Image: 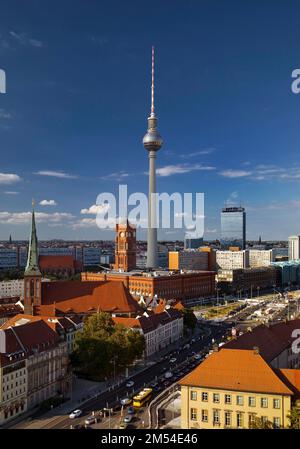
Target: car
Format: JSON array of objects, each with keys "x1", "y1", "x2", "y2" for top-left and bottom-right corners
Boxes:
[
  {"x1": 127, "y1": 406, "x2": 135, "y2": 414},
  {"x1": 120, "y1": 397, "x2": 132, "y2": 406},
  {"x1": 70, "y1": 424, "x2": 84, "y2": 429},
  {"x1": 119, "y1": 422, "x2": 128, "y2": 429},
  {"x1": 169, "y1": 357, "x2": 177, "y2": 363},
  {"x1": 165, "y1": 371, "x2": 173, "y2": 379},
  {"x1": 69, "y1": 409, "x2": 82, "y2": 419},
  {"x1": 126, "y1": 380, "x2": 134, "y2": 388},
  {"x1": 194, "y1": 354, "x2": 202, "y2": 360},
  {"x1": 85, "y1": 415, "x2": 97, "y2": 425},
  {"x1": 150, "y1": 381, "x2": 158, "y2": 388},
  {"x1": 124, "y1": 414, "x2": 133, "y2": 423}
]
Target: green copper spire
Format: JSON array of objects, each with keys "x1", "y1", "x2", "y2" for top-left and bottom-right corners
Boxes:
[{"x1": 25, "y1": 200, "x2": 41, "y2": 276}]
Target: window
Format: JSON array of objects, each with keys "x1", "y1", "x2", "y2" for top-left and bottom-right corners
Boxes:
[
  {"x1": 190, "y1": 408, "x2": 197, "y2": 421},
  {"x1": 236, "y1": 395, "x2": 243, "y2": 406},
  {"x1": 261, "y1": 397, "x2": 268, "y2": 408},
  {"x1": 273, "y1": 399, "x2": 280, "y2": 409},
  {"x1": 236, "y1": 413, "x2": 243, "y2": 428},
  {"x1": 273, "y1": 417, "x2": 281, "y2": 429},
  {"x1": 225, "y1": 394, "x2": 231, "y2": 404},
  {"x1": 248, "y1": 414, "x2": 256, "y2": 428},
  {"x1": 225, "y1": 411, "x2": 231, "y2": 427},
  {"x1": 190, "y1": 391, "x2": 197, "y2": 401},
  {"x1": 202, "y1": 392, "x2": 208, "y2": 402},
  {"x1": 248, "y1": 397, "x2": 256, "y2": 407},
  {"x1": 213, "y1": 410, "x2": 220, "y2": 425},
  {"x1": 213, "y1": 393, "x2": 220, "y2": 403},
  {"x1": 201, "y1": 410, "x2": 208, "y2": 422}
]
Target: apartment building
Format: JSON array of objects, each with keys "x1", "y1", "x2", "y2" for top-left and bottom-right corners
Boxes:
[
  {"x1": 180, "y1": 348, "x2": 300, "y2": 429},
  {"x1": 0, "y1": 320, "x2": 71, "y2": 424},
  {"x1": 113, "y1": 306, "x2": 184, "y2": 357},
  {"x1": 249, "y1": 249, "x2": 276, "y2": 268},
  {"x1": 216, "y1": 250, "x2": 249, "y2": 270},
  {"x1": 169, "y1": 250, "x2": 209, "y2": 271},
  {"x1": 0, "y1": 280, "x2": 24, "y2": 299}
]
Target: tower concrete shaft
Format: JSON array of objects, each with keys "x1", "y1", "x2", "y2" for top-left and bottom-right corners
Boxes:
[{"x1": 147, "y1": 150, "x2": 158, "y2": 268}]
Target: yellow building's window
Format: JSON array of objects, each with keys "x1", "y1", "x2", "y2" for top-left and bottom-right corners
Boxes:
[
  {"x1": 261, "y1": 397, "x2": 268, "y2": 408},
  {"x1": 213, "y1": 393, "x2": 220, "y2": 403},
  {"x1": 236, "y1": 395, "x2": 243, "y2": 406},
  {"x1": 201, "y1": 410, "x2": 208, "y2": 422},
  {"x1": 201, "y1": 392, "x2": 208, "y2": 402},
  {"x1": 248, "y1": 414, "x2": 256, "y2": 428},
  {"x1": 225, "y1": 411, "x2": 231, "y2": 427},
  {"x1": 273, "y1": 399, "x2": 280, "y2": 409},
  {"x1": 236, "y1": 412, "x2": 243, "y2": 428},
  {"x1": 273, "y1": 417, "x2": 281, "y2": 429},
  {"x1": 213, "y1": 410, "x2": 220, "y2": 426},
  {"x1": 248, "y1": 396, "x2": 256, "y2": 407},
  {"x1": 190, "y1": 408, "x2": 197, "y2": 421},
  {"x1": 190, "y1": 391, "x2": 197, "y2": 401},
  {"x1": 224, "y1": 394, "x2": 232, "y2": 404}
]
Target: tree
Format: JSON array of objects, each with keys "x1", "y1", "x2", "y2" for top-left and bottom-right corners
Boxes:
[
  {"x1": 287, "y1": 406, "x2": 300, "y2": 429},
  {"x1": 182, "y1": 308, "x2": 197, "y2": 331},
  {"x1": 71, "y1": 312, "x2": 145, "y2": 381},
  {"x1": 249, "y1": 417, "x2": 273, "y2": 429}
]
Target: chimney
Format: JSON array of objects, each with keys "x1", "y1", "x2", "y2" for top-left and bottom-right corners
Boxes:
[{"x1": 253, "y1": 346, "x2": 260, "y2": 355}]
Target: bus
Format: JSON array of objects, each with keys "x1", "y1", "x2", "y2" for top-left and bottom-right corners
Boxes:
[{"x1": 132, "y1": 388, "x2": 153, "y2": 408}]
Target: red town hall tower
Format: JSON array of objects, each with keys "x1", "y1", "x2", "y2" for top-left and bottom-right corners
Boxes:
[
  {"x1": 23, "y1": 202, "x2": 42, "y2": 315},
  {"x1": 113, "y1": 220, "x2": 136, "y2": 272}
]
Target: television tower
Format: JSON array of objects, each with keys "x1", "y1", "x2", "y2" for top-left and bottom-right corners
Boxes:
[{"x1": 143, "y1": 47, "x2": 163, "y2": 269}]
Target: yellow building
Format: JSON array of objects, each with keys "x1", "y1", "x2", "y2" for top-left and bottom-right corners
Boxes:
[{"x1": 179, "y1": 348, "x2": 300, "y2": 429}]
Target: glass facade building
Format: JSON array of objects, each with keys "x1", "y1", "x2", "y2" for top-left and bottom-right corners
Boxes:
[{"x1": 220, "y1": 207, "x2": 246, "y2": 250}]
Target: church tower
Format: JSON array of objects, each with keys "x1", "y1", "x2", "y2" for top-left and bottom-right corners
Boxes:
[
  {"x1": 24, "y1": 201, "x2": 42, "y2": 315},
  {"x1": 113, "y1": 220, "x2": 136, "y2": 272}
]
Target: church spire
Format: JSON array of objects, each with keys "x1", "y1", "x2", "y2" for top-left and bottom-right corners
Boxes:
[{"x1": 25, "y1": 200, "x2": 41, "y2": 276}]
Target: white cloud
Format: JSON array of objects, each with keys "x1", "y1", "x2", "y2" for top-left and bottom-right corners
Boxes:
[
  {"x1": 219, "y1": 169, "x2": 252, "y2": 178},
  {"x1": 156, "y1": 163, "x2": 215, "y2": 177},
  {"x1": 34, "y1": 170, "x2": 77, "y2": 179},
  {"x1": 39, "y1": 200, "x2": 57, "y2": 206},
  {"x1": 100, "y1": 171, "x2": 130, "y2": 181},
  {"x1": 0, "y1": 211, "x2": 74, "y2": 225},
  {"x1": 0, "y1": 109, "x2": 12, "y2": 119},
  {"x1": 9, "y1": 31, "x2": 44, "y2": 48},
  {"x1": 71, "y1": 218, "x2": 97, "y2": 229},
  {"x1": 0, "y1": 173, "x2": 21, "y2": 184},
  {"x1": 180, "y1": 148, "x2": 215, "y2": 158},
  {"x1": 80, "y1": 203, "x2": 110, "y2": 215},
  {"x1": 4, "y1": 191, "x2": 19, "y2": 195}
]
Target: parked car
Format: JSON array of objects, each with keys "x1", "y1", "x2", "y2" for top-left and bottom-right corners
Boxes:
[
  {"x1": 120, "y1": 397, "x2": 132, "y2": 406},
  {"x1": 169, "y1": 357, "x2": 177, "y2": 363},
  {"x1": 126, "y1": 380, "x2": 134, "y2": 388},
  {"x1": 124, "y1": 414, "x2": 133, "y2": 423},
  {"x1": 127, "y1": 406, "x2": 135, "y2": 414},
  {"x1": 119, "y1": 422, "x2": 128, "y2": 429},
  {"x1": 165, "y1": 371, "x2": 173, "y2": 379},
  {"x1": 194, "y1": 354, "x2": 202, "y2": 360},
  {"x1": 69, "y1": 409, "x2": 82, "y2": 419},
  {"x1": 150, "y1": 381, "x2": 158, "y2": 388}
]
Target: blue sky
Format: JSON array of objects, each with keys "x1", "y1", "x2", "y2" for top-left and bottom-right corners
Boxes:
[{"x1": 0, "y1": 0, "x2": 300, "y2": 241}]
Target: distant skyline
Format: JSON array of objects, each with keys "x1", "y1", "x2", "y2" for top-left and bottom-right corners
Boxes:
[{"x1": 1, "y1": 0, "x2": 300, "y2": 241}]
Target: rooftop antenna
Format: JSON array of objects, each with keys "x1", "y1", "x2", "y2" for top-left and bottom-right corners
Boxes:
[{"x1": 150, "y1": 45, "x2": 155, "y2": 117}]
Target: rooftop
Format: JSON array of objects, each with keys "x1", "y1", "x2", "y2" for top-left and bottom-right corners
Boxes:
[{"x1": 179, "y1": 348, "x2": 296, "y2": 396}]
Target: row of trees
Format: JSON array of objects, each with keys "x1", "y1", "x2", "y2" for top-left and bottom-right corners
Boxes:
[{"x1": 71, "y1": 312, "x2": 145, "y2": 381}]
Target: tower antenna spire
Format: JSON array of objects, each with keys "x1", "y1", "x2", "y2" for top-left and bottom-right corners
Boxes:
[{"x1": 151, "y1": 46, "x2": 155, "y2": 117}]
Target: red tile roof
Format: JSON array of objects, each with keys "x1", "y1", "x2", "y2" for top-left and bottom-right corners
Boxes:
[
  {"x1": 37, "y1": 280, "x2": 143, "y2": 316},
  {"x1": 0, "y1": 320, "x2": 60, "y2": 366},
  {"x1": 224, "y1": 319, "x2": 300, "y2": 362},
  {"x1": 112, "y1": 317, "x2": 141, "y2": 329},
  {"x1": 179, "y1": 348, "x2": 294, "y2": 396}
]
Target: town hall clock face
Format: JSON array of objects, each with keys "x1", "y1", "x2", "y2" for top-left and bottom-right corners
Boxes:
[{"x1": 120, "y1": 232, "x2": 125, "y2": 238}]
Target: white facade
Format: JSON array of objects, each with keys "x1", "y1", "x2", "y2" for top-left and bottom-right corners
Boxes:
[
  {"x1": 142, "y1": 313, "x2": 184, "y2": 357},
  {"x1": 249, "y1": 249, "x2": 275, "y2": 268},
  {"x1": 216, "y1": 250, "x2": 249, "y2": 270},
  {"x1": 0, "y1": 280, "x2": 24, "y2": 299},
  {"x1": 288, "y1": 235, "x2": 300, "y2": 260}
]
